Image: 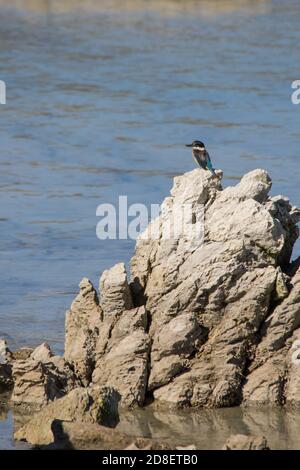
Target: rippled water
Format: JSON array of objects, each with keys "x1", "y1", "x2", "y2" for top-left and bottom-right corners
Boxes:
[{"x1": 0, "y1": 0, "x2": 300, "y2": 450}]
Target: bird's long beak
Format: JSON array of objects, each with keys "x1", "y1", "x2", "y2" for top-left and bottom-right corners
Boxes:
[{"x1": 185, "y1": 144, "x2": 193, "y2": 147}]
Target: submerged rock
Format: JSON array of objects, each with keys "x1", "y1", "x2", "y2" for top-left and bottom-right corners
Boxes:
[
  {"x1": 223, "y1": 434, "x2": 270, "y2": 450},
  {"x1": 52, "y1": 421, "x2": 174, "y2": 450},
  {"x1": 14, "y1": 386, "x2": 120, "y2": 446}
]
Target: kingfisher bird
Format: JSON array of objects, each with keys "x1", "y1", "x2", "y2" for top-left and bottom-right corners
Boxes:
[{"x1": 186, "y1": 140, "x2": 216, "y2": 176}]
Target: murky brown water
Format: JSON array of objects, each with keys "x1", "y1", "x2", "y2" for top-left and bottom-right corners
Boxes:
[
  {"x1": 117, "y1": 406, "x2": 300, "y2": 450},
  {"x1": 2, "y1": 395, "x2": 300, "y2": 450}
]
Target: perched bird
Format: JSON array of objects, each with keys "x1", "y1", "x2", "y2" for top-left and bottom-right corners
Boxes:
[{"x1": 186, "y1": 140, "x2": 216, "y2": 176}]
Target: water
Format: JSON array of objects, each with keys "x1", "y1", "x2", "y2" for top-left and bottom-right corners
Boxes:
[
  {"x1": 0, "y1": 0, "x2": 300, "y2": 450},
  {"x1": 117, "y1": 406, "x2": 300, "y2": 450},
  {"x1": 0, "y1": 403, "x2": 29, "y2": 450},
  {"x1": 3, "y1": 399, "x2": 300, "y2": 450}
]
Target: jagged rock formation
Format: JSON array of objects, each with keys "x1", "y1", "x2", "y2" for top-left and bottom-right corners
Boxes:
[
  {"x1": 91, "y1": 305, "x2": 150, "y2": 407},
  {"x1": 130, "y1": 168, "x2": 300, "y2": 407},
  {"x1": 64, "y1": 268, "x2": 150, "y2": 407},
  {"x1": 2, "y1": 168, "x2": 300, "y2": 434},
  {"x1": 242, "y1": 265, "x2": 300, "y2": 407},
  {"x1": 64, "y1": 278, "x2": 102, "y2": 385},
  {"x1": 11, "y1": 343, "x2": 80, "y2": 410}
]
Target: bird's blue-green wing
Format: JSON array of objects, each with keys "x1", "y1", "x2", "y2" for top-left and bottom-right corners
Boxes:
[
  {"x1": 205, "y1": 152, "x2": 213, "y2": 170},
  {"x1": 205, "y1": 152, "x2": 216, "y2": 175}
]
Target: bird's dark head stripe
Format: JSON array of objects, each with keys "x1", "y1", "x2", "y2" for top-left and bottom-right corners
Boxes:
[
  {"x1": 192, "y1": 140, "x2": 205, "y2": 148},
  {"x1": 186, "y1": 140, "x2": 206, "y2": 150}
]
